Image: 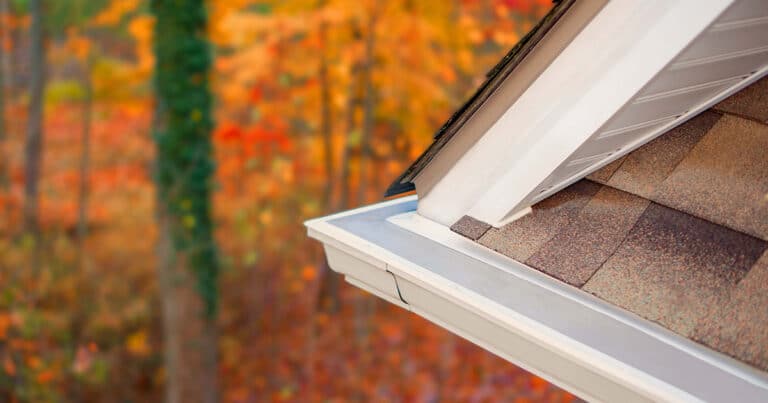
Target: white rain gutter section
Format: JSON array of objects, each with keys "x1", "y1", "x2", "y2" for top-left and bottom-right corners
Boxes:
[
  {"x1": 305, "y1": 197, "x2": 768, "y2": 403},
  {"x1": 415, "y1": 0, "x2": 743, "y2": 227}
]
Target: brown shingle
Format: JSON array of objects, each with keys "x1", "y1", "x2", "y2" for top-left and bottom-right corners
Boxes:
[
  {"x1": 607, "y1": 111, "x2": 721, "y2": 198},
  {"x1": 714, "y1": 76, "x2": 768, "y2": 123},
  {"x1": 583, "y1": 204, "x2": 766, "y2": 336},
  {"x1": 525, "y1": 186, "x2": 649, "y2": 287},
  {"x1": 461, "y1": 69, "x2": 768, "y2": 372},
  {"x1": 451, "y1": 215, "x2": 491, "y2": 240},
  {"x1": 653, "y1": 114, "x2": 768, "y2": 240},
  {"x1": 478, "y1": 180, "x2": 600, "y2": 261},
  {"x1": 692, "y1": 251, "x2": 768, "y2": 372},
  {"x1": 586, "y1": 156, "x2": 626, "y2": 184}
]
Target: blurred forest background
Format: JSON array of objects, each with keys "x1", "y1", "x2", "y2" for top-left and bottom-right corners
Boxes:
[{"x1": 0, "y1": 0, "x2": 578, "y2": 401}]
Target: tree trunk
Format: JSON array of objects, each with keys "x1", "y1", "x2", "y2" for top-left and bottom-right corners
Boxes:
[
  {"x1": 76, "y1": 58, "x2": 92, "y2": 269},
  {"x1": 0, "y1": 0, "x2": 10, "y2": 92},
  {"x1": 338, "y1": 22, "x2": 360, "y2": 212},
  {"x1": 151, "y1": 1, "x2": 219, "y2": 402},
  {"x1": 317, "y1": 22, "x2": 361, "y2": 312},
  {"x1": 353, "y1": 11, "x2": 378, "y2": 401},
  {"x1": 318, "y1": 2, "x2": 334, "y2": 210},
  {"x1": 357, "y1": 10, "x2": 377, "y2": 205},
  {"x1": 156, "y1": 206, "x2": 219, "y2": 403},
  {"x1": 24, "y1": 0, "x2": 45, "y2": 236},
  {"x1": 0, "y1": 0, "x2": 7, "y2": 189}
]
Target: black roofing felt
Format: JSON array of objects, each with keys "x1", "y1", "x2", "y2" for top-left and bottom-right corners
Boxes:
[{"x1": 384, "y1": 0, "x2": 573, "y2": 197}]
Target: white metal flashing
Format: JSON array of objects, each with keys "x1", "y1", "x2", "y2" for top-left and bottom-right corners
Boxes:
[
  {"x1": 305, "y1": 197, "x2": 768, "y2": 402},
  {"x1": 414, "y1": 0, "x2": 768, "y2": 227}
]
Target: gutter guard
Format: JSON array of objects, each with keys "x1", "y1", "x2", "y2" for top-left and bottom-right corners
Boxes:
[{"x1": 305, "y1": 197, "x2": 768, "y2": 402}]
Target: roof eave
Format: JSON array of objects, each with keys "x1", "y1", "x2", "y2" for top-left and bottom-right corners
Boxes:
[{"x1": 305, "y1": 197, "x2": 768, "y2": 402}]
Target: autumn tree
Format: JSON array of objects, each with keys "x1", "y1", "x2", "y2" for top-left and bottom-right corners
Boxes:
[
  {"x1": 151, "y1": 1, "x2": 219, "y2": 402},
  {"x1": 66, "y1": 27, "x2": 94, "y2": 269},
  {"x1": 24, "y1": 0, "x2": 45, "y2": 236},
  {"x1": 0, "y1": 0, "x2": 7, "y2": 189}
]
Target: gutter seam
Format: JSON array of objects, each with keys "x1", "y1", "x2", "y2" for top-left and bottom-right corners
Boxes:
[{"x1": 386, "y1": 267, "x2": 409, "y2": 305}]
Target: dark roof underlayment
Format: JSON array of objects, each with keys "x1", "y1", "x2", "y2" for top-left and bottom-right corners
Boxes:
[
  {"x1": 384, "y1": 0, "x2": 572, "y2": 197},
  {"x1": 451, "y1": 77, "x2": 768, "y2": 373}
]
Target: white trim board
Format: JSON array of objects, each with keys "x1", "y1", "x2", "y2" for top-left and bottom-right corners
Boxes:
[
  {"x1": 305, "y1": 197, "x2": 768, "y2": 402},
  {"x1": 413, "y1": 0, "x2": 768, "y2": 227}
]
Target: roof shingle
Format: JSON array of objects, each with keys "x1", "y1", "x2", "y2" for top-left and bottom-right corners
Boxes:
[
  {"x1": 652, "y1": 114, "x2": 768, "y2": 240},
  {"x1": 713, "y1": 76, "x2": 768, "y2": 123},
  {"x1": 476, "y1": 180, "x2": 600, "y2": 261},
  {"x1": 525, "y1": 186, "x2": 648, "y2": 287},
  {"x1": 455, "y1": 77, "x2": 768, "y2": 372},
  {"x1": 450, "y1": 216, "x2": 491, "y2": 241},
  {"x1": 692, "y1": 251, "x2": 768, "y2": 371},
  {"x1": 582, "y1": 203, "x2": 765, "y2": 336},
  {"x1": 606, "y1": 111, "x2": 721, "y2": 199}
]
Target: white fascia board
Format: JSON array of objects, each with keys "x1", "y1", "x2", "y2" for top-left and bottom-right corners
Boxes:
[
  {"x1": 305, "y1": 197, "x2": 768, "y2": 402},
  {"x1": 415, "y1": 0, "x2": 735, "y2": 227}
]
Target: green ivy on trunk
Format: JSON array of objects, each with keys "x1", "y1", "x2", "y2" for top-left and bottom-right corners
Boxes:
[{"x1": 151, "y1": 0, "x2": 218, "y2": 317}]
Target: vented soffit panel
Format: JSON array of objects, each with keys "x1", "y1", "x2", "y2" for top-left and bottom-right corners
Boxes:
[
  {"x1": 513, "y1": 0, "x2": 768, "y2": 213},
  {"x1": 408, "y1": 0, "x2": 767, "y2": 227}
]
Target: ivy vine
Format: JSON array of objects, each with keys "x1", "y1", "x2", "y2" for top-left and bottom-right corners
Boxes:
[{"x1": 151, "y1": 0, "x2": 218, "y2": 317}]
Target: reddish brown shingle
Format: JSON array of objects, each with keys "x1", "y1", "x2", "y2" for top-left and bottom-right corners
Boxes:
[
  {"x1": 458, "y1": 77, "x2": 768, "y2": 373},
  {"x1": 450, "y1": 215, "x2": 491, "y2": 240},
  {"x1": 582, "y1": 203, "x2": 765, "y2": 336},
  {"x1": 525, "y1": 186, "x2": 648, "y2": 287},
  {"x1": 478, "y1": 180, "x2": 600, "y2": 261},
  {"x1": 653, "y1": 114, "x2": 768, "y2": 240},
  {"x1": 586, "y1": 155, "x2": 626, "y2": 184},
  {"x1": 692, "y1": 251, "x2": 768, "y2": 371},
  {"x1": 714, "y1": 76, "x2": 768, "y2": 123},
  {"x1": 607, "y1": 111, "x2": 721, "y2": 199}
]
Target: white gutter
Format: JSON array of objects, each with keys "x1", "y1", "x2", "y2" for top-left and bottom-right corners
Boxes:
[{"x1": 305, "y1": 197, "x2": 768, "y2": 402}]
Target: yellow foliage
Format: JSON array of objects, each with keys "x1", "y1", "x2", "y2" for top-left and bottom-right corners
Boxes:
[
  {"x1": 92, "y1": 0, "x2": 141, "y2": 26},
  {"x1": 26, "y1": 356, "x2": 42, "y2": 369},
  {"x1": 65, "y1": 28, "x2": 92, "y2": 62},
  {"x1": 46, "y1": 80, "x2": 86, "y2": 104},
  {"x1": 128, "y1": 15, "x2": 155, "y2": 77},
  {"x1": 258, "y1": 210, "x2": 273, "y2": 226},
  {"x1": 125, "y1": 330, "x2": 150, "y2": 357}
]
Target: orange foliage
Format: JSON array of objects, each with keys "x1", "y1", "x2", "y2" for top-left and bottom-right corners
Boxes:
[
  {"x1": 92, "y1": 0, "x2": 141, "y2": 26},
  {"x1": 0, "y1": 0, "x2": 572, "y2": 401}
]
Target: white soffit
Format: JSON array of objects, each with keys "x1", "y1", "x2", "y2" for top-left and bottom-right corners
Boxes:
[
  {"x1": 514, "y1": 0, "x2": 768, "y2": 211},
  {"x1": 415, "y1": 0, "x2": 768, "y2": 227}
]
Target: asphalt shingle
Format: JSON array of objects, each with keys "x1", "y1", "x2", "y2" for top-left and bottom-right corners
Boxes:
[
  {"x1": 692, "y1": 251, "x2": 768, "y2": 372},
  {"x1": 457, "y1": 70, "x2": 768, "y2": 373},
  {"x1": 653, "y1": 114, "x2": 768, "y2": 240},
  {"x1": 586, "y1": 156, "x2": 626, "y2": 184},
  {"x1": 525, "y1": 186, "x2": 649, "y2": 287},
  {"x1": 478, "y1": 180, "x2": 600, "y2": 261},
  {"x1": 714, "y1": 76, "x2": 768, "y2": 123},
  {"x1": 607, "y1": 111, "x2": 721, "y2": 199},
  {"x1": 450, "y1": 215, "x2": 491, "y2": 240},
  {"x1": 583, "y1": 203, "x2": 766, "y2": 336}
]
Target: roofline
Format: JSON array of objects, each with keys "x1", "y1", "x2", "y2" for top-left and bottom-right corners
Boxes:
[
  {"x1": 402, "y1": 0, "x2": 762, "y2": 227},
  {"x1": 305, "y1": 197, "x2": 768, "y2": 402},
  {"x1": 384, "y1": 0, "x2": 577, "y2": 197}
]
